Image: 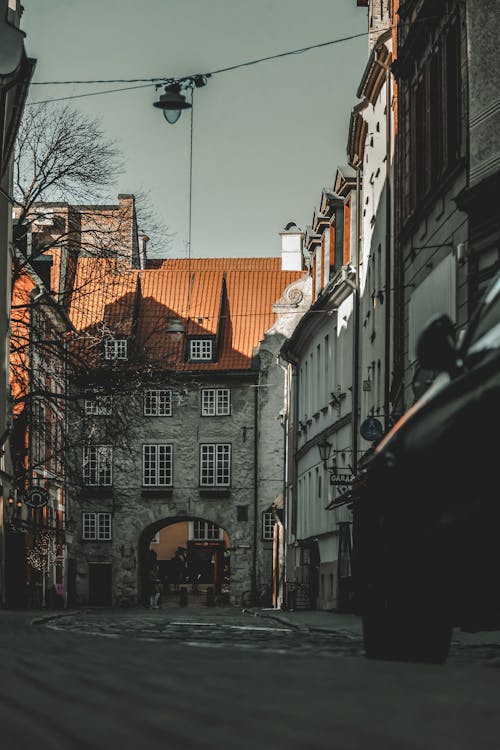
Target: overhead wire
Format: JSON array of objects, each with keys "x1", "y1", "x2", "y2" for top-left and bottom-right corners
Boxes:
[
  {"x1": 27, "y1": 83, "x2": 158, "y2": 106},
  {"x1": 27, "y1": 31, "x2": 367, "y2": 105}
]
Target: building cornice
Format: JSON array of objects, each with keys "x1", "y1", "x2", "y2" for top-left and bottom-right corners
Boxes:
[
  {"x1": 280, "y1": 265, "x2": 355, "y2": 361},
  {"x1": 356, "y1": 29, "x2": 392, "y2": 104},
  {"x1": 347, "y1": 102, "x2": 368, "y2": 169}
]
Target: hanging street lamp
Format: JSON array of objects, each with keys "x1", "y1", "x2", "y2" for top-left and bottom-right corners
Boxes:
[
  {"x1": 153, "y1": 82, "x2": 192, "y2": 124},
  {"x1": 152, "y1": 75, "x2": 209, "y2": 259}
]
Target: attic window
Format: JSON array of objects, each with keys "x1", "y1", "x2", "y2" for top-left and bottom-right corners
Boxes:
[
  {"x1": 189, "y1": 339, "x2": 213, "y2": 361},
  {"x1": 104, "y1": 338, "x2": 128, "y2": 360}
]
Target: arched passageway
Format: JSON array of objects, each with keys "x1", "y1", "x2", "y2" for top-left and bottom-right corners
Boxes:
[{"x1": 138, "y1": 516, "x2": 231, "y2": 604}]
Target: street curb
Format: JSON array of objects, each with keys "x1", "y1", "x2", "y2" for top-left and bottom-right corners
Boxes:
[
  {"x1": 242, "y1": 608, "x2": 364, "y2": 637},
  {"x1": 241, "y1": 608, "x2": 311, "y2": 632},
  {"x1": 31, "y1": 609, "x2": 87, "y2": 627}
]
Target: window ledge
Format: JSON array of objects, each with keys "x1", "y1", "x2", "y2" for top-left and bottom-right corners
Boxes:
[
  {"x1": 82, "y1": 539, "x2": 113, "y2": 543},
  {"x1": 79, "y1": 486, "x2": 113, "y2": 498},
  {"x1": 199, "y1": 488, "x2": 231, "y2": 498},
  {"x1": 141, "y1": 488, "x2": 173, "y2": 499}
]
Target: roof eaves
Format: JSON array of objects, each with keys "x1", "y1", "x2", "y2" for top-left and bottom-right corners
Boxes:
[{"x1": 356, "y1": 30, "x2": 392, "y2": 102}]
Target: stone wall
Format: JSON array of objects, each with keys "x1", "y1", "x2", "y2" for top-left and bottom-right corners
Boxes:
[{"x1": 69, "y1": 374, "x2": 260, "y2": 606}]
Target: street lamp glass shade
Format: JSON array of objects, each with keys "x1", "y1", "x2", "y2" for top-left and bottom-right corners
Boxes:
[
  {"x1": 153, "y1": 83, "x2": 192, "y2": 125},
  {"x1": 317, "y1": 438, "x2": 332, "y2": 464},
  {"x1": 163, "y1": 108, "x2": 182, "y2": 125}
]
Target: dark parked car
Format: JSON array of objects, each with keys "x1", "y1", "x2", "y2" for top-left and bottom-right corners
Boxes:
[{"x1": 352, "y1": 271, "x2": 500, "y2": 662}]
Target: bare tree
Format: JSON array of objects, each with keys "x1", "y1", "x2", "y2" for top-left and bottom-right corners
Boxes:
[
  {"x1": 14, "y1": 103, "x2": 122, "y2": 214},
  {"x1": 9, "y1": 103, "x2": 165, "y2": 498},
  {"x1": 134, "y1": 187, "x2": 175, "y2": 259},
  {"x1": 13, "y1": 103, "x2": 172, "y2": 268}
]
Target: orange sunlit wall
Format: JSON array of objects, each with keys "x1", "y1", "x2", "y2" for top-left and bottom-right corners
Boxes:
[
  {"x1": 10, "y1": 271, "x2": 35, "y2": 417},
  {"x1": 343, "y1": 200, "x2": 351, "y2": 264},
  {"x1": 391, "y1": 0, "x2": 399, "y2": 135},
  {"x1": 329, "y1": 225, "x2": 335, "y2": 271},
  {"x1": 150, "y1": 522, "x2": 190, "y2": 560},
  {"x1": 150, "y1": 522, "x2": 231, "y2": 561}
]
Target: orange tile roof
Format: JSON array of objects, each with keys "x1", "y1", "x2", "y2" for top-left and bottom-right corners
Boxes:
[
  {"x1": 69, "y1": 259, "x2": 138, "y2": 336},
  {"x1": 67, "y1": 257, "x2": 305, "y2": 372},
  {"x1": 146, "y1": 257, "x2": 283, "y2": 271}
]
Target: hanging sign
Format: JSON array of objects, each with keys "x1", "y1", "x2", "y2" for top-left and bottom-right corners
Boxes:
[
  {"x1": 360, "y1": 417, "x2": 383, "y2": 442},
  {"x1": 329, "y1": 473, "x2": 355, "y2": 487},
  {"x1": 24, "y1": 487, "x2": 49, "y2": 509}
]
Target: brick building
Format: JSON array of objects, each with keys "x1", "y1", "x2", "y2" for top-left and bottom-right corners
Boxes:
[
  {"x1": 0, "y1": 0, "x2": 35, "y2": 606},
  {"x1": 9, "y1": 251, "x2": 72, "y2": 607}
]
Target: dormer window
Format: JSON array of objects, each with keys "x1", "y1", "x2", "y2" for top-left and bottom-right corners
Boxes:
[
  {"x1": 104, "y1": 338, "x2": 128, "y2": 360},
  {"x1": 189, "y1": 338, "x2": 213, "y2": 361}
]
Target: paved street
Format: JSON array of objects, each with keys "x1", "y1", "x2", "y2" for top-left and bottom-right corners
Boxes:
[{"x1": 1, "y1": 604, "x2": 500, "y2": 750}]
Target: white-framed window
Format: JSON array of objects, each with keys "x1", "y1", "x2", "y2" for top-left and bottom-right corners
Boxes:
[
  {"x1": 144, "y1": 389, "x2": 172, "y2": 416},
  {"x1": 191, "y1": 520, "x2": 223, "y2": 541},
  {"x1": 83, "y1": 445, "x2": 112, "y2": 486},
  {"x1": 189, "y1": 339, "x2": 213, "y2": 361},
  {"x1": 201, "y1": 388, "x2": 230, "y2": 416},
  {"x1": 84, "y1": 395, "x2": 113, "y2": 416},
  {"x1": 104, "y1": 338, "x2": 128, "y2": 360},
  {"x1": 143, "y1": 444, "x2": 173, "y2": 486},
  {"x1": 82, "y1": 512, "x2": 112, "y2": 541},
  {"x1": 263, "y1": 511, "x2": 276, "y2": 541},
  {"x1": 200, "y1": 444, "x2": 231, "y2": 486}
]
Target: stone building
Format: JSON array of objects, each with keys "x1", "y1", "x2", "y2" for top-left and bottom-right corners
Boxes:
[
  {"x1": 456, "y1": 0, "x2": 500, "y2": 309},
  {"x1": 0, "y1": 0, "x2": 35, "y2": 606},
  {"x1": 348, "y1": 6, "x2": 397, "y2": 443},
  {"x1": 280, "y1": 203, "x2": 356, "y2": 612},
  {"x1": 392, "y1": 0, "x2": 469, "y2": 410},
  {"x1": 62, "y1": 249, "x2": 306, "y2": 607},
  {"x1": 9, "y1": 247, "x2": 73, "y2": 608}
]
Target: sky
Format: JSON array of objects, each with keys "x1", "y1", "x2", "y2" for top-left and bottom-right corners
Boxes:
[{"x1": 22, "y1": 1, "x2": 369, "y2": 259}]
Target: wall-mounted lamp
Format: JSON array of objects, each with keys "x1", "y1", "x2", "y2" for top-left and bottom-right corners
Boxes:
[
  {"x1": 317, "y1": 438, "x2": 332, "y2": 466},
  {"x1": 8, "y1": 494, "x2": 22, "y2": 516},
  {"x1": 318, "y1": 439, "x2": 338, "y2": 473},
  {"x1": 317, "y1": 439, "x2": 353, "y2": 486},
  {"x1": 166, "y1": 318, "x2": 185, "y2": 335}
]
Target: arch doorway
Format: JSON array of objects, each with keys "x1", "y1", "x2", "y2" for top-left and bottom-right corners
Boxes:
[{"x1": 138, "y1": 517, "x2": 231, "y2": 604}]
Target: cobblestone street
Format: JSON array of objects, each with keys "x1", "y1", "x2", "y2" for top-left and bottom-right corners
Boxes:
[
  {"x1": 39, "y1": 606, "x2": 363, "y2": 658},
  {"x1": 36, "y1": 601, "x2": 500, "y2": 667},
  {"x1": 0, "y1": 605, "x2": 499, "y2": 750}
]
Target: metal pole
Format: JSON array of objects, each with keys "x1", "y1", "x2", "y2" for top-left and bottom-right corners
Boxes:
[
  {"x1": 384, "y1": 65, "x2": 392, "y2": 433},
  {"x1": 251, "y1": 380, "x2": 259, "y2": 604},
  {"x1": 187, "y1": 87, "x2": 194, "y2": 260},
  {"x1": 352, "y1": 166, "x2": 362, "y2": 477}
]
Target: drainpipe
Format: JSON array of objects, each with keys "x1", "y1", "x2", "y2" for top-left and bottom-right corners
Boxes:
[
  {"x1": 384, "y1": 64, "x2": 392, "y2": 433},
  {"x1": 279, "y1": 347, "x2": 299, "y2": 610},
  {"x1": 251, "y1": 376, "x2": 258, "y2": 604},
  {"x1": 352, "y1": 166, "x2": 362, "y2": 476},
  {"x1": 277, "y1": 358, "x2": 289, "y2": 609}
]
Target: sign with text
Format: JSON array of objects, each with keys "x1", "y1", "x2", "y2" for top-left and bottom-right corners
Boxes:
[{"x1": 329, "y1": 474, "x2": 355, "y2": 487}]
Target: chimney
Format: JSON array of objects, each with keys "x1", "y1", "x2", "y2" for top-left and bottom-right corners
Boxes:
[
  {"x1": 138, "y1": 233, "x2": 149, "y2": 269},
  {"x1": 280, "y1": 222, "x2": 305, "y2": 271}
]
